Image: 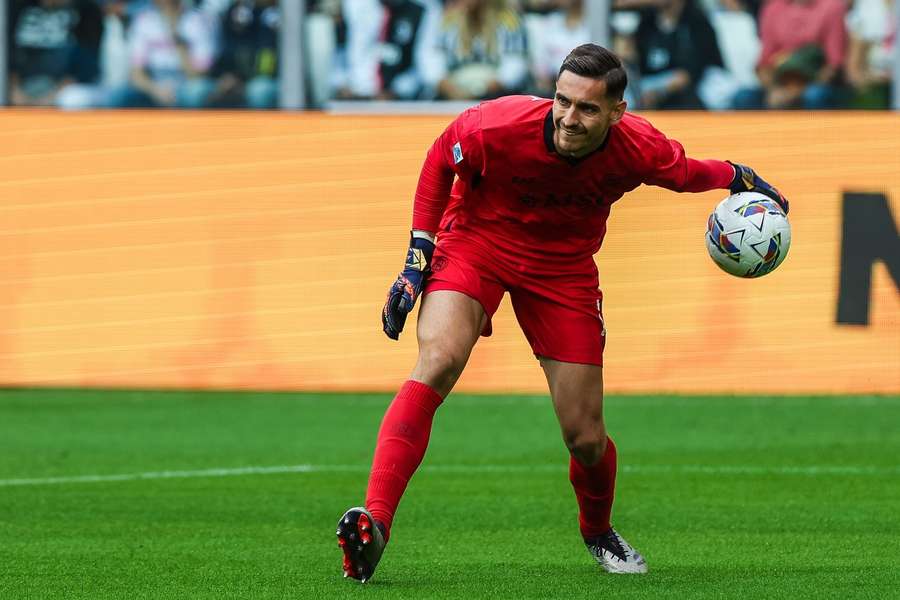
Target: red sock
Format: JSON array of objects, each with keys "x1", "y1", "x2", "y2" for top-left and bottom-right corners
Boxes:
[
  {"x1": 365, "y1": 380, "x2": 443, "y2": 541},
  {"x1": 569, "y1": 436, "x2": 617, "y2": 538}
]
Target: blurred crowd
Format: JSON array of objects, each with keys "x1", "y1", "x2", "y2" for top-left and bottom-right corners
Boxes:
[
  {"x1": 7, "y1": 0, "x2": 897, "y2": 110},
  {"x1": 9, "y1": 0, "x2": 278, "y2": 108}
]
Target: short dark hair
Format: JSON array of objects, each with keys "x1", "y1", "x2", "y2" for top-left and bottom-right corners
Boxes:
[{"x1": 558, "y1": 44, "x2": 628, "y2": 101}]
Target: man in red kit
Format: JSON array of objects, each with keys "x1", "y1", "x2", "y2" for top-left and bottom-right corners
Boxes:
[{"x1": 336, "y1": 43, "x2": 788, "y2": 582}]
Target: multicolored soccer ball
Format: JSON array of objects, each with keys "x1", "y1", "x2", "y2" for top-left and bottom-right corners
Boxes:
[{"x1": 705, "y1": 192, "x2": 791, "y2": 278}]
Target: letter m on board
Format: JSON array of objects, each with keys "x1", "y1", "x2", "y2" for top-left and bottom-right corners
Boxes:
[{"x1": 836, "y1": 192, "x2": 900, "y2": 325}]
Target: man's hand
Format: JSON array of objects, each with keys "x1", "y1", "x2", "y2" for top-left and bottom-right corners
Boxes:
[
  {"x1": 382, "y1": 233, "x2": 436, "y2": 340},
  {"x1": 728, "y1": 162, "x2": 789, "y2": 214}
]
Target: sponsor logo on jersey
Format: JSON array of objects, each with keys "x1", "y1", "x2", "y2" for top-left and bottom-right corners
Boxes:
[
  {"x1": 519, "y1": 192, "x2": 606, "y2": 208},
  {"x1": 452, "y1": 142, "x2": 463, "y2": 164},
  {"x1": 512, "y1": 176, "x2": 606, "y2": 208}
]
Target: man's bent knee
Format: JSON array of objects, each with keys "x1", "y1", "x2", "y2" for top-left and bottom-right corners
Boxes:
[
  {"x1": 566, "y1": 431, "x2": 608, "y2": 466},
  {"x1": 411, "y1": 291, "x2": 485, "y2": 397},
  {"x1": 411, "y1": 344, "x2": 468, "y2": 397}
]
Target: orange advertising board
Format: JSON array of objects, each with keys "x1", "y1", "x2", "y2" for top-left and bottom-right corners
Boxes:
[{"x1": 0, "y1": 110, "x2": 897, "y2": 394}]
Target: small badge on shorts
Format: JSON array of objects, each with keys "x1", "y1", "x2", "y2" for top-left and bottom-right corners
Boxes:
[
  {"x1": 432, "y1": 255, "x2": 448, "y2": 272},
  {"x1": 452, "y1": 142, "x2": 463, "y2": 164}
]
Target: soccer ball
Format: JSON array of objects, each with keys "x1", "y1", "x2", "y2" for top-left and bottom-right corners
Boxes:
[{"x1": 705, "y1": 191, "x2": 791, "y2": 278}]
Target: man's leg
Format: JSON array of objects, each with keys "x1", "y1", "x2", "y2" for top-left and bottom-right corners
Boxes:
[
  {"x1": 366, "y1": 290, "x2": 486, "y2": 532},
  {"x1": 541, "y1": 359, "x2": 614, "y2": 534},
  {"x1": 339, "y1": 290, "x2": 485, "y2": 581},
  {"x1": 541, "y1": 358, "x2": 647, "y2": 574}
]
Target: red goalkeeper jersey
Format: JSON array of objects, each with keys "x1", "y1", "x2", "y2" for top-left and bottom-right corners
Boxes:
[{"x1": 412, "y1": 95, "x2": 734, "y2": 269}]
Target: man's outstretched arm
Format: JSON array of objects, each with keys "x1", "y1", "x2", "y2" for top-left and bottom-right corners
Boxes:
[{"x1": 646, "y1": 136, "x2": 789, "y2": 214}]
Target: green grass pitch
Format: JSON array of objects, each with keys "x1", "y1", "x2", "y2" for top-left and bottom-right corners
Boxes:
[{"x1": 0, "y1": 388, "x2": 898, "y2": 599}]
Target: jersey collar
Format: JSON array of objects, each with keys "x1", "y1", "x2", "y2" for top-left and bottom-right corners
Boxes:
[{"x1": 543, "y1": 108, "x2": 613, "y2": 164}]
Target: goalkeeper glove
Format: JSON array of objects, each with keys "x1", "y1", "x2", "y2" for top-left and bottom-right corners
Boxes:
[
  {"x1": 382, "y1": 232, "x2": 436, "y2": 340},
  {"x1": 728, "y1": 162, "x2": 789, "y2": 214}
]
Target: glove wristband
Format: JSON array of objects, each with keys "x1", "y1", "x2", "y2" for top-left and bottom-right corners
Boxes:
[{"x1": 411, "y1": 229, "x2": 436, "y2": 244}]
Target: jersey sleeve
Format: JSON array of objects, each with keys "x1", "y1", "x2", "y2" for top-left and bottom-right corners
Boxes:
[
  {"x1": 641, "y1": 128, "x2": 734, "y2": 193},
  {"x1": 412, "y1": 105, "x2": 485, "y2": 232}
]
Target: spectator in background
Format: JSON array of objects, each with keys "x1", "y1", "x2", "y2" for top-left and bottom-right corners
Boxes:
[
  {"x1": 526, "y1": 0, "x2": 590, "y2": 98},
  {"x1": 377, "y1": 0, "x2": 442, "y2": 99},
  {"x1": 633, "y1": 0, "x2": 723, "y2": 109},
  {"x1": 98, "y1": 1, "x2": 135, "y2": 95},
  {"x1": 207, "y1": 0, "x2": 280, "y2": 108},
  {"x1": 845, "y1": 0, "x2": 895, "y2": 108},
  {"x1": 8, "y1": 0, "x2": 104, "y2": 109},
  {"x1": 199, "y1": 0, "x2": 236, "y2": 16},
  {"x1": 519, "y1": 0, "x2": 562, "y2": 13},
  {"x1": 428, "y1": 0, "x2": 529, "y2": 100},
  {"x1": 334, "y1": 0, "x2": 383, "y2": 98},
  {"x1": 305, "y1": 0, "x2": 343, "y2": 107},
  {"x1": 107, "y1": 0, "x2": 218, "y2": 108},
  {"x1": 733, "y1": 0, "x2": 847, "y2": 109},
  {"x1": 608, "y1": 6, "x2": 643, "y2": 108},
  {"x1": 335, "y1": 0, "x2": 442, "y2": 100},
  {"x1": 699, "y1": 0, "x2": 761, "y2": 109}
]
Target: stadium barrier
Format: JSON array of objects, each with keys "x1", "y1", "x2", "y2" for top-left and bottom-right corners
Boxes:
[{"x1": 1, "y1": 110, "x2": 897, "y2": 394}]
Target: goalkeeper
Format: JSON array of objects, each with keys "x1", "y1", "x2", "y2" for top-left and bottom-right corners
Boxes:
[{"x1": 336, "y1": 43, "x2": 788, "y2": 582}]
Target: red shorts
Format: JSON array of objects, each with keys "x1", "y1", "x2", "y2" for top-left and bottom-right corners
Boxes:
[{"x1": 423, "y1": 230, "x2": 606, "y2": 365}]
